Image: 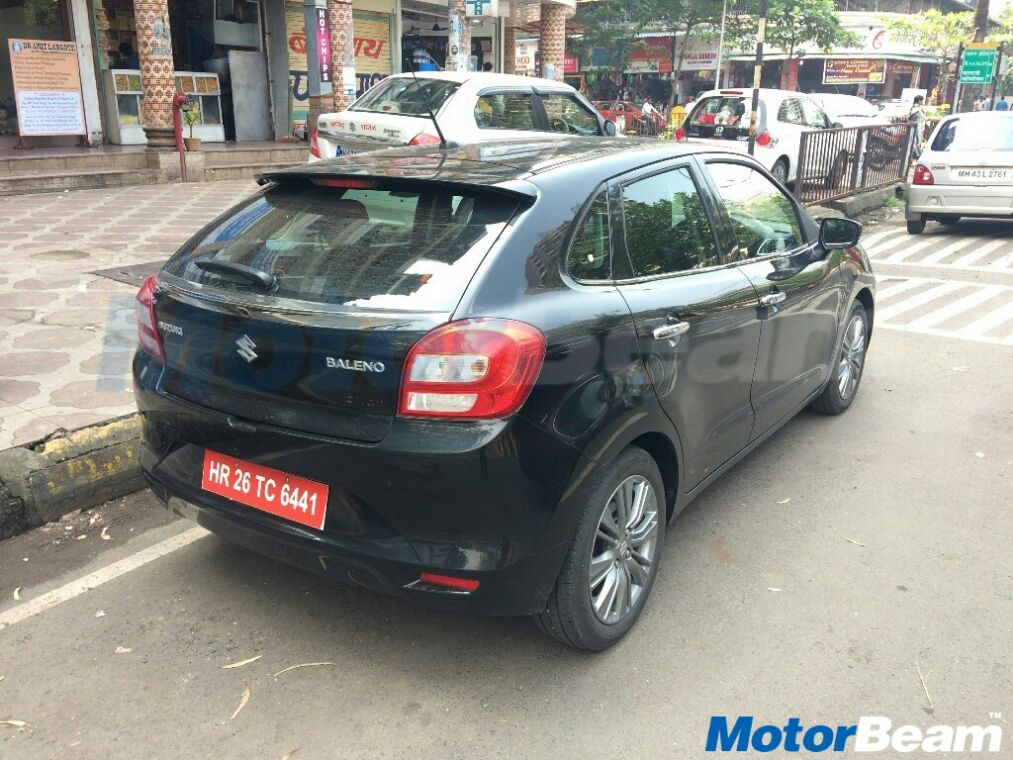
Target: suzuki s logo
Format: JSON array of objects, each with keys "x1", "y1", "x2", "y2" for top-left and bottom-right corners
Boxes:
[
  {"x1": 326, "y1": 357, "x2": 386, "y2": 373},
  {"x1": 236, "y1": 334, "x2": 258, "y2": 363}
]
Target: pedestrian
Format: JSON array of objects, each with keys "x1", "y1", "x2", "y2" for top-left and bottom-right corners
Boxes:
[
  {"x1": 981, "y1": 94, "x2": 992, "y2": 110},
  {"x1": 996, "y1": 97, "x2": 1009, "y2": 111},
  {"x1": 972, "y1": 95, "x2": 983, "y2": 111},
  {"x1": 641, "y1": 97, "x2": 657, "y2": 117},
  {"x1": 908, "y1": 95, "x2": 926, "y2": 159}
]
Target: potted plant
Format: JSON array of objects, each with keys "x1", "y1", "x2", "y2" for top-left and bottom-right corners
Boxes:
[{"x1": 183, "y1": 105, "x2": 201, "y2": 151}]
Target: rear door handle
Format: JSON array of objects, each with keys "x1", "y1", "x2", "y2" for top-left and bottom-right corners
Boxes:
[
  {"x1": 653, "y1": 321, "x2": 690, "y2": 340},
  {"x1": 760, "y1": 292, "x2": 787, "y2": 307}
]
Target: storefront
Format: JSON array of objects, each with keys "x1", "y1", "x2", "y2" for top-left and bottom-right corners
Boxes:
[{"x1": 400, "y1": 0, "x2": 503, "y2": 73}]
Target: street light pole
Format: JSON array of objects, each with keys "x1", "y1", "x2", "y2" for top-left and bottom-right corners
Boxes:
[
  {"x1": 714, "y1": 0, "x2": 728, "y2": 89},
  {"x1": 747, "y1": 0, "x2": 767, "y2": 156}
]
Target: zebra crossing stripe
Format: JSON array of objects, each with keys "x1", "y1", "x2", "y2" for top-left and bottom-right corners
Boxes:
[
  {"x1": 956, "y1": 301, "x2": 1013, "y2": 339},
  {"x1": 860, "y1": 228, "x2": 906, "y2": 250},
  {"x1": 882, "y1": 236, "x2": 945, "y2": 264},
  {"x1": 874, "y1": 278, "x2": 927, "y2": 301},
  {"x1": 876, "y1": 281, "x2": 966, "y2": 322},
  {"x1": 986, "y1": 251, "x2": 1013, "y2": 270},
  {"x1": 951, "y1": 239, "x2": 1009, "y2": 268},
  {"x1": 917, "y1": 237, "x2": 979, "y2": 266},
  {"x1": 906, "y1": 285, "x2": 1006, "y2": 330}
]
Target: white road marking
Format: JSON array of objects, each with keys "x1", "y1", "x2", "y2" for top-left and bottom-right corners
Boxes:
[
  {"x1": 906, "y1": 285, "x2": 1006, "y2": 330},
  {"x1": 956, "y1": 301, "x2": 1013, "y2": 339},
  {"x1": 873, "y1": 278, "x2": 925, "y2": 301},
  {"x1": 881, "y1": 236, "x2": 941, "y2": 263},
  {"x1": 951, "y1": 238, "x2": 1009, "y2": 268},
  {"x1": 917, "y1": 237, "x2": 978, "y2": 265},
  {"x1": 0, "y1": 526, "x2": 208, "y2": 631},
  {"x1": 875, "y1": 281, "x2": 966, "y2": 322}
]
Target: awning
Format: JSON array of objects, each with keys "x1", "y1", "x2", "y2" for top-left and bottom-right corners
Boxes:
[{"x1": 727, "y1": 53, "x2": 937, "y2": 65}]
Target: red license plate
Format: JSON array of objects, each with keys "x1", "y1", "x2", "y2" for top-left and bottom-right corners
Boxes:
[{"x1": 200, "y1": 450, "x2": 329, "y2": 530}]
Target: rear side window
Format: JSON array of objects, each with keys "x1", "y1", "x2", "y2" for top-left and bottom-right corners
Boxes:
[
  {"x1": 621, "y1": 167, "x2": 719, "y2": 277},
  {"x1": 475, "y1": 92, "x2": 537, "y2": 130},
  {"x1": 686, "y1": 96, "x2": 751, "y2": 140},
  {"x1": 349, "y1": 78, "x2": 460, "y2": 116},
  {"x1": 778, "y1": 98, "x2": 804, "y2": 125},
  {"x1": 540, "y1": 93, "x2": 601, "y2": 135},
  {"x1": 163, "y1": 183, "x2": 519, "y2": 311},
  {"x1": 568, "y1": 191, "x2": 610, "y2": 281},
  {"x1": 931, "y1": 116, "x2": 1013, "y2": 152}
]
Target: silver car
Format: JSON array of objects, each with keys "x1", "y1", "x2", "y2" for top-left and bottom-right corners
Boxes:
[{"x1": 906, "y1": 111, "x2": 1013, "y2": 234}]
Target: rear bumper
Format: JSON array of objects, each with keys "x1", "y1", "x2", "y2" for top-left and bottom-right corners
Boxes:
[
  {"x1": 906, "y1": 184, "x2": 1013, "y2": 219},
  {"x1": 134, "y1": 355, "x2": 595, "y2": 616}
]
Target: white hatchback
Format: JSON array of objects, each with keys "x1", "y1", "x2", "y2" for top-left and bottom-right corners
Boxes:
[
  {"x1": 681, "y1": 88, "x2": 841, "y2": 184},
  {"x1": 310, "y1": 71, "x2": 613, "y2": 161}
]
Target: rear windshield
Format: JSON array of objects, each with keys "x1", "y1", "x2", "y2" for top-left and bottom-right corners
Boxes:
[
  {"x1": 349, "y1": 78, "x2": 460, "y2": 116},
  {"x1": 686, "y1": 96, "x2": 755, "y2": 140},
  {"x1": 162, "y1": 182, "x2": 519, "y2": 312},
  {"x1": 931, "y1": 116, "x2": 1013, "y2": 152}
]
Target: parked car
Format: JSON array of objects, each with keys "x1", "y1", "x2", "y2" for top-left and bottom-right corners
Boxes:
[
  {"x1": 680, "y1": 88, "x2": 844, "y2": 184},
  {"x1": 134, "y1": 139, "x2": 874, "y2": 650},
  {"x1": 810, "y1": 93, "x2": 891, "y2": 128},
  {"x1": 592, "y1": 100, "x2": 665, "y2": 134},
  {"x1": 310, "y1": 72, "x2": 614, "y2": 161},
  {"x1": 906, "y1": 111, "x2": 1013, "y2": 233}
]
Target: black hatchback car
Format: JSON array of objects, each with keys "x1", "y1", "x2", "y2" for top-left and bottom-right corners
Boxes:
[{"x1": 134, "y1": 139, "x2": 874, "y2": 650}]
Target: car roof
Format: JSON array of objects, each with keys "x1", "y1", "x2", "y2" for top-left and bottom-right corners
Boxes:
[
  {"x1": 260, "y1": 138, "x2": 740, "y2": 195},
  {"x1": 385, "y1": 71, "x2": 574, "y2": 90}
]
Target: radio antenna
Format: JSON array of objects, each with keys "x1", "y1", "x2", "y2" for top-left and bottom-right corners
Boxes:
[{"x1": 408, "y1": 56, "x2": 448, "y2": 149}]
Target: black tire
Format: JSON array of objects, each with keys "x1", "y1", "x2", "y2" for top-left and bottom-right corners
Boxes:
[
  {"x1": 810, "y1": 302, "x2": 869, "y2": 416},
  {"x1": 826, "y1": 151, "x2": 848, "y2": 189},
  {"x1": 938, "y1": 215, "x2": 960, "y2": 226},
  {"x1": 771, "y1": 158, "x2": 789, "y2": 185},
  {"x1": 906, "y1": 218, "x2": 925, "y2": 234},
  {"x1": 535, "y1": 447, "x2": 666, "y2": 651}
]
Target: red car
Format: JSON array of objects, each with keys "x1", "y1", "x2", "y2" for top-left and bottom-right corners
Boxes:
[{"x1": 593, "y1": 100, "x2": 666, "y2": 134}]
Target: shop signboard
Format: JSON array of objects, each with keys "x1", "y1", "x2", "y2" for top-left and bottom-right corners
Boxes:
[
  {"x1": 675, "y1": 36, "x2": 719, "y2": 71},
  {"x1": 959, "y1": 43, "x2": 998, "y2": 85},
  {"x1": 316, "y1": 8, "x2": 332, "y2": 83},
  {"x1": 466, "y1": 0, "x2": 498, "y2": 16},
  {"x1": 564, "y1": 53, "x2": 578, "y2": 75},
  {"x1": 7, "y1": 38, "x2": 86, "y2": 137},
  {"x1": 823, "y1": 58, "x2": 886, "y2": 85},
  {"x1": 627, "y1": 37, "x2": 672, "y2": 74},
  {"x1": 353, "y1": 10, "x2": 392, "y2": 98}
]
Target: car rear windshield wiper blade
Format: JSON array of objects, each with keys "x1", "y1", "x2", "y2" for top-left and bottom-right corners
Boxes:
[{"x1": 193, "y1": 258, "x2": 277, "y2": 290}]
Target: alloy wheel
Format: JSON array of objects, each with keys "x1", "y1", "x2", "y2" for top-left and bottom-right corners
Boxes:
[
  {"x1": 838, "y1": 314, "x2": 866, "y2": 400},
  {"x1": 589, "y1": 475, "x2": 660, "y2": 624}
]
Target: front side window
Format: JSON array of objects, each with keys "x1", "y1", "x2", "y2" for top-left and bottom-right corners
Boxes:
[
  {"x1": 541, "y1": 94, "x2": 601, "y2": 135},
  {"x1": 800, "y1": 98, "x2": 831, "y2": 129},
  {"x1": 621, "y1": 167, "x2": 719, "y2": 277},
  {"x1": 474, "y1": 92, "x2": 537, "y2": 130},
  {"x1": 707, "y1": 162, "x2": 804, "y2": 260},
  {"x1": 568, "y1": 191, "x2": 610, "y2": 281}
]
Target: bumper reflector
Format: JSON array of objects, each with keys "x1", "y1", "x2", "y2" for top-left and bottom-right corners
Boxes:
[{"x1": 419, "y1": 572, "x2": 480, "y2": 592}]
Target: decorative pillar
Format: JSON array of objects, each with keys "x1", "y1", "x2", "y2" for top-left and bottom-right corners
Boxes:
[
  {"x1": 328, "y1": 0, "x2": 355, "y2": 111},
  {"x1": 132, "y1": 0, "x2": 176, "y2": 148},
  {"x1": 447, "y1": 0, "x2": 470, "y2": 72},
  {"x1": 540, "y1": 2, "x2": 567, "y2": 82},
  {"x1": 504, "y1": 24, "x2": 517, "y2": 75}
]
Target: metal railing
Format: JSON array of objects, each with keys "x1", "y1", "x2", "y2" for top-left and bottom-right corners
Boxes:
[{"x1": 794, "y1": 123, "x2": 917, "y2": 205}]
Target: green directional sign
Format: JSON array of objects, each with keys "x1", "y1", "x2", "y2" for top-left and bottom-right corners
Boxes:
[{"x1": 960, "y1": 44, "x2": 998, "y2": 85}]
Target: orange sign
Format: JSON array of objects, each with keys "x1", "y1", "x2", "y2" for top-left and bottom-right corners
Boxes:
[{"x1": 8, "y1": 38, "x2": 85, "y2": 136}]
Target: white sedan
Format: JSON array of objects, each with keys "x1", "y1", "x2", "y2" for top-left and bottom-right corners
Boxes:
[
  {"x1": 310, "y1": 72, "x2": 614, "y2": 161},
  {"x1": 810, "y1": 94, "x2": 891, "y2": 128},
  {"x1": 906, "y1": 111, "x2": 1013, "y2": 233}
]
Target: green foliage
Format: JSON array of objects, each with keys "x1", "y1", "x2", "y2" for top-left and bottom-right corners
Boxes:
[
  {"x1": 24, "y1": 0, "x2": 60, "y2": 25},
  {"x1": 760, "y1": 0, "x2": 861, "y2": 59},
  {"x1": 880, "y1": 10, "x2": 975, "y2": 91},
  {"x1": 183, "y1": 106, "x2": 202, "y2": 138}
]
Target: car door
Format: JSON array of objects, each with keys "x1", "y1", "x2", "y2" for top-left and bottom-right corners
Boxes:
[
  {"x1": 799, "y1": 96, "x2": 846, "y2": 177},
  {"x1": 472, "y1": 87, "x2": 551, "y2": 143},
  {"x1": 772, "y1": 97, "x2": 808, "y2": 176},
  {"x1": 701, "y1": 159, "x2": 846, "y2": 439},
  {"x1": 612, "y1": 161, "x2": 762, "y2": 489}
]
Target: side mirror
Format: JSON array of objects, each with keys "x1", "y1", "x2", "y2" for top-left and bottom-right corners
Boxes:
[
  {"x1": 819, "y1": 217, "x2": 862, "y2": 249},
  {"x1": 603, "y1": 120, "x2": 617, "y2": 136}
]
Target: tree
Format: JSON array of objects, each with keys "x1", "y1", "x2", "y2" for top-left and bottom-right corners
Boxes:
[
  {"x1": 988, "y1": 6, "x2": 1013, "y2": 97},
  {"x1": 880, "y1": 10, "x2": 974, "y2": 101},
  {"x1": 761, "y1": 0, "x2": 860, "y2": 64}
]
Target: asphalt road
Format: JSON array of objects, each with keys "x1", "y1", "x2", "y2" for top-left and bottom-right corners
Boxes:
[{"x1": 1, "y1": 217, "x2": 1011, "y2": 759}]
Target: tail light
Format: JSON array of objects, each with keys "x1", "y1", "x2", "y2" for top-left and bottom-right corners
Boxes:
[
  {"x1": 135, "y1": 274, "x2": 164, "y2": 361},
  {"x1": 755, "y1": 130, "x2": 777, "y2": 147},
  {"x1": 398, "y1": 318, "x2": 545, "y2": 419},
  {"x1": 408, "y1": 132, "x2": 442, "y2": 146},
  {"x1": 913, "y1": 164, "x2": 934, "y2": 185},
  {"x1": 309, "y1": 128, "x2": 321, "y2": 158},
  {"x1": 674, "y1": 127, "x2": 686, "y2": 142}
]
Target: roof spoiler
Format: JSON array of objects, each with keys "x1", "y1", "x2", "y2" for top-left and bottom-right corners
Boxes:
[{"x1": 255, "y1": 169, "x2": 539, "y2": 202}]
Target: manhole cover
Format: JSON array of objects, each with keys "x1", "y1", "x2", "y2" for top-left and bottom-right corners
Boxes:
[{"x1": 30, "y1": 250, "x2": 89, "y2": 261}]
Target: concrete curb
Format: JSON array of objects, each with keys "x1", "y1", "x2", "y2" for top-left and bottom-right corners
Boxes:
[
  {"x1": 814, "y1": 182, "x2": 905, "y2": 217},
  {"x1": 0, "y1": 414, "x2": 144, "y2": 539}
]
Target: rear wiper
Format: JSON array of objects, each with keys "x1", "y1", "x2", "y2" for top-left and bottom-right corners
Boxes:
[{"x1": 193, "y1": 258, "x2": 277, "y2": 290}]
